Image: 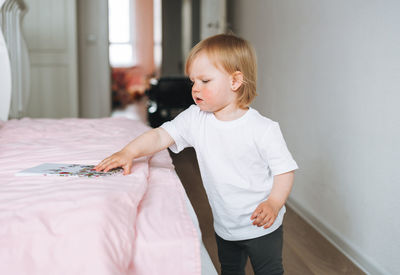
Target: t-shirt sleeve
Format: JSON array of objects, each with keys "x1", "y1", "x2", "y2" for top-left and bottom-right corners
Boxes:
[
  {"x1": 259, "y1": 122, "x2": 299, "y2": 176},
  {"x1": 160, "y1": 105, "x2": 196, "y2": 153}
]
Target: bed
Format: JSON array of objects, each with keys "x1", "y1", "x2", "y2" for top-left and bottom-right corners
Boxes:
[
  {"x1": 0, "y1": 117, "x2": 218, "y2": 274},
  {"x1": 0, "y1": 1, "x2": 217, "y2": 273}
]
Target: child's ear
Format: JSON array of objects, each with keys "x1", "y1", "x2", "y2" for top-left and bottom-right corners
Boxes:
[{"x1": 231, "y1": 71, "x2": 244, "y2": 91}]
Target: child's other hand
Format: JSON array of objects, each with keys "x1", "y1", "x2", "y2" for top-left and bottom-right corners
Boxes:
[
  {"x1": 250, "y1": 200, "x2": 280, "y2": 229},
  {"x1": 95, "y1": 151, "x2": 133, "y2": 175}
]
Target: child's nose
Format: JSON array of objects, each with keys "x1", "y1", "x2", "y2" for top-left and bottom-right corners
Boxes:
[{"x1": 192, "y1": 82, "x2": 200, "y2": 93}]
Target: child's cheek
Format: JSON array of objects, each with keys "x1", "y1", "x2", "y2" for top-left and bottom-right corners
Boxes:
[{"x1": 202, "y1": 88, "x2": 213, "y2": 102}]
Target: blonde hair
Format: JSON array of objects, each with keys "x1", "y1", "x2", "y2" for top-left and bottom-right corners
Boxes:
[{"x1": 185, "y1": 34, "x2": 257, "y2": 108}]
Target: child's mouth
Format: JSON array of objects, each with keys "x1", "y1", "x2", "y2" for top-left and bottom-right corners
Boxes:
[{"x1": 195, "y1": 97, "x2": 203, "y2": 103}]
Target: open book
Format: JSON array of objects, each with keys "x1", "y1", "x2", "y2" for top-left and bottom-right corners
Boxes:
[{"x1": 16, "y1": 163, "x2": 123, "y2": 178}]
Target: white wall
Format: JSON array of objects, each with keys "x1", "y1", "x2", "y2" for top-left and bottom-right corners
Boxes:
[
  {"x1": 78, "y1": 0, "x2": 111, "y2": 118},
  {"x1": 230, "y1": 1, "x2": 400, "y2": 274}
]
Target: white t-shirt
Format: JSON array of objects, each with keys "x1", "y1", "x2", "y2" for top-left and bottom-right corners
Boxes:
[{"x1": 161, "y1": 105, "x2": 298, "y2": 241}]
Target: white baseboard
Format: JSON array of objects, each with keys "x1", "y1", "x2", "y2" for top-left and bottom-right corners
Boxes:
[{"x1": 286, "y1": 198, "x2": 389, "y2": 275}]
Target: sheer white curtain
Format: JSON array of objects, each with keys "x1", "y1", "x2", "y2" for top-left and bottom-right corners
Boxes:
[
  {"x1": 108, "y1": 0, "x2": 159, "y2": 76},
  {"x1": 108, "y1": 0, "x2": 136, "y2": 67}
]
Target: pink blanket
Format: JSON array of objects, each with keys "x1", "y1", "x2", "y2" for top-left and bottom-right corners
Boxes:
[{"x1": 0, "y1": 118, "x2": 200, "y2": 275}]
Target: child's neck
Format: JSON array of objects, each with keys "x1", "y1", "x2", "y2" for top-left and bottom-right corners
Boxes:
[{"x1": 213, "y1": 105, "x2": 249, "y2": 121}]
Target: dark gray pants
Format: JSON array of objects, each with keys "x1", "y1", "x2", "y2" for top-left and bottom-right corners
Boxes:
[{"x1": 215, "y1": 226, "x2": 284, "y2": 275}]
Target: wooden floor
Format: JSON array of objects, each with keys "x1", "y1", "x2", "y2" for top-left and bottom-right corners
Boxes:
[{"x1": 170, "y1": 148, "x2": 365, "y2": 275}]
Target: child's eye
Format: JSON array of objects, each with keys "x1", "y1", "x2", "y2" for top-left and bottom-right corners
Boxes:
[{"x1": 202, "y1": 80, "x2": 209, "y2": 83}]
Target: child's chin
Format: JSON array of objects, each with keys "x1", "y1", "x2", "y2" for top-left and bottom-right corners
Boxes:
[{"x1": 197, "y1": 104, "x2": 212, "y2": 112}]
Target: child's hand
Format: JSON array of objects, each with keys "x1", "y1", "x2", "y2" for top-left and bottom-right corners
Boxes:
[
  {"x1": 250, "y1": 199, "x2": 280, "y2": 229},
  {"x1": 95, "y1": 150, "x2": 133, "y2": 175}
]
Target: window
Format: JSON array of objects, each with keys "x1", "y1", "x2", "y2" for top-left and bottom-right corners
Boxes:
[{"x1": 108, "y1": 0, "x2": 136, "y2": 67}]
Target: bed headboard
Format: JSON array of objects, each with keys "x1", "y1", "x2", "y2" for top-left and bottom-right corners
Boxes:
[
  {"x1": 0, "y1": 0, "x2": 11, "y2": 121},
  {"x1": 0, "y1": 0, "x2": 29, "y2": 120}
]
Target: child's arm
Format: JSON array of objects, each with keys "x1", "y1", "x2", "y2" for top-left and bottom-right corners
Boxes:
[
  {"x1": 95, "y1": 127, "x2": 174, "y2": 175},
  {"x1": 250, "y1": 171, "x2": 295, "y2": 229}
]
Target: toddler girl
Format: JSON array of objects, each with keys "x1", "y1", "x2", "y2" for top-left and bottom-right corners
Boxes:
[{"x1": 96, "y1": 34, "x2": 298, "y2": 275}]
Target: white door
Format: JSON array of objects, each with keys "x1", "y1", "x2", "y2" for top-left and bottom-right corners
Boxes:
[
  {"x1": 200, "y1": 0, "x2": 226, "y2": 39},
  {"x1": 23, "y1": 0, "x2": 78, "y2": 118}
]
